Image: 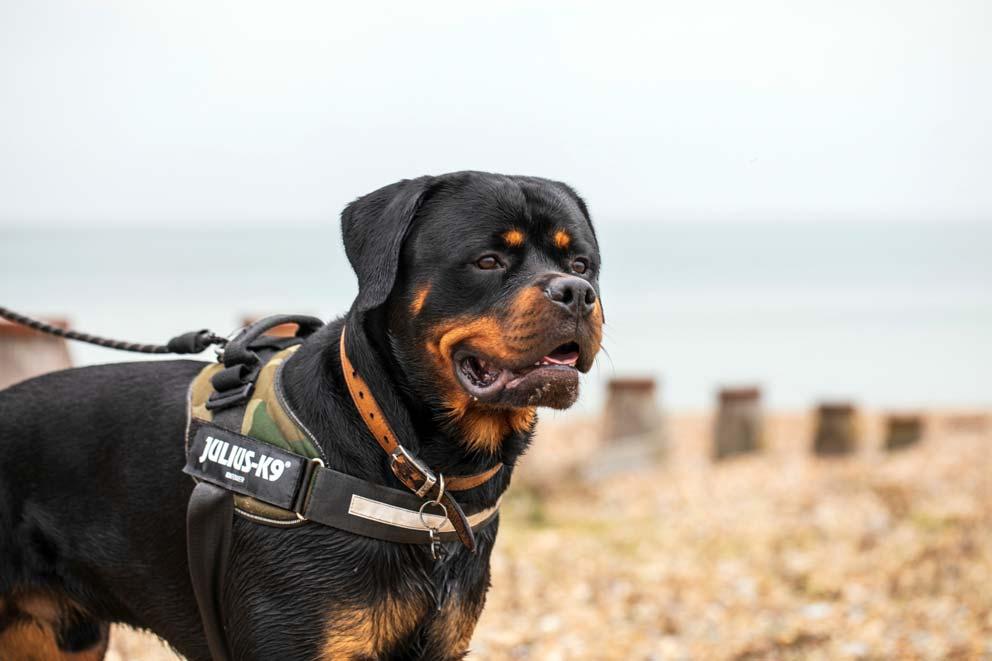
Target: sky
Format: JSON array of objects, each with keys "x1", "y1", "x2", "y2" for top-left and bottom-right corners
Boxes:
[{"x1": 1, "y1": 0, "x2": 990, "y2": 228}]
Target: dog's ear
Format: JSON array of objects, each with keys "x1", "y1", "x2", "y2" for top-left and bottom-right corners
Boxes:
[{"x1": 342, "y1": 176, "x2": 435, "y2": 313}]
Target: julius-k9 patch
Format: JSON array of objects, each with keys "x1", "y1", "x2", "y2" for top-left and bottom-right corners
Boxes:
[{"x1": 184, "y1": 420, "x2": 305, "y2": 510}]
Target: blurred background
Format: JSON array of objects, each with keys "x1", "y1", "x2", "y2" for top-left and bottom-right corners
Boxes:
[{"x1": 1, "y1": 1, "x2": 989, "y2": 659}]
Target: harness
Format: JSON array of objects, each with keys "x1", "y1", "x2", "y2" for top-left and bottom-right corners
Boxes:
[{"x1": 182, "y1": 315, "x2": 502, "y2": 661}]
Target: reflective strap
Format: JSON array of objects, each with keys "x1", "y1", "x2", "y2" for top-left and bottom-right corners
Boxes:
[
  {"x1": 302, "y1": 457, "x2": 497, "y2": 544},
  {"x1": 348, "y1": 494, "x2": 500, "y2": 534}
]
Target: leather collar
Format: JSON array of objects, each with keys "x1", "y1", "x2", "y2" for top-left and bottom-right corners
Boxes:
[{"x1": 339, "y1": 326, "x2": 502, "y2": 552}]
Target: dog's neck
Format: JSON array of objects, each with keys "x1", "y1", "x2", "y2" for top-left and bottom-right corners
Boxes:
[{"x1": 281, "y1": 317, "x2": 528, "y2": 510}]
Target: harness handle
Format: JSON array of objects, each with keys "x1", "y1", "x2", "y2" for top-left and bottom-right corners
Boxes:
[{"x1": 220, "y1": 314, "x2": 325, "y2": 367}]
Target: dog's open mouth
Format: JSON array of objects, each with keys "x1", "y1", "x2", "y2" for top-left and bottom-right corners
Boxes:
[{"x1": 454, "y1": 342, "x2": 582, "y2": 407}]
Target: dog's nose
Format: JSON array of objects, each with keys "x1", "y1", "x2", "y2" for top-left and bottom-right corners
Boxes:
[{"x1": 544, "y1": 275, "x2": 597, "y2": 317}]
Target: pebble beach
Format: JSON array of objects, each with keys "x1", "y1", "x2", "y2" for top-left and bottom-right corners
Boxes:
[{"x1": 106, "y1": 409, "x2": 992, "y2": 660}]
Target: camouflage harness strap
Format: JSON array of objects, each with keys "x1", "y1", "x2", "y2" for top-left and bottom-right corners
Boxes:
[{"x1": 188, "y1": 343, "x2": 323, "y2": 524}]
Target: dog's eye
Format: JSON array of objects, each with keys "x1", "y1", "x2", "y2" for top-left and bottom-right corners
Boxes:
[
  {"x1": 475, "y1": 255, "x2": 504, "y2": 270},
  {"x1": 571, "y1": 258, "x2": 590, "y2": 274}
]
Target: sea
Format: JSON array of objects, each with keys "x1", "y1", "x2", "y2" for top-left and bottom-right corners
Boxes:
[{"x1": 1, "y1": 222, "x2": 989, "y2": 412}]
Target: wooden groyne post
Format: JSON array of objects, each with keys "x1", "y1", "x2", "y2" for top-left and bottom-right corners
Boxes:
[
  {"x1": 0, "y1": 317, "x2": 72, "y2": 390},
  {"x1": 884, "y1": 414, "x2": 924, "y2": 451},
  {"x1": 586, "y1": 377, "x2": 665, "y2": 480},
  {"x1": 602, "y1": 377, "x2": 662, "y2": 444},
  {"x1": 713, "y1": 386, "x2": 762, "y2": 460},
  {"x1": 813, "y1": 402, "x2": 859, "y2": 456}
]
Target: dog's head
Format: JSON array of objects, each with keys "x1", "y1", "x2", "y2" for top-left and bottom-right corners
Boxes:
[{"x1": 342, "y1": 172, "x2": 603, "y2": 452}]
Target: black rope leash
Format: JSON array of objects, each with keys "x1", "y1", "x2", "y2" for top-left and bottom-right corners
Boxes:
[{"x1": 0, "y1": 306, "x2": 228, "y2": 355}]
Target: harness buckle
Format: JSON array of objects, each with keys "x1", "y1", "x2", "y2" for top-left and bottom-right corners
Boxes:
[
  {"x1": 293, "y1": 457, "x2": 325, "y2": 522},
  {"x1": 205, "y1": 382, "x2": 255, "y2": 411}
]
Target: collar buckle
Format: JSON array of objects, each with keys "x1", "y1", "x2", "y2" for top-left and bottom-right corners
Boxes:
[{"x1": 390, "y1": 445, "x2": 437, "y2": 498}]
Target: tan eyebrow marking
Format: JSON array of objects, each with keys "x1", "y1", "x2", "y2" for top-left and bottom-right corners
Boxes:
[
  {"x1": 553, "y1": 229, "x2": 571, "y2": 250},
  {"x1": 410, "y1": 285, "x2": 430, "y2": 316},
  {"x1": 502, "y1": 229, "x2": 525, "y2": 247}
]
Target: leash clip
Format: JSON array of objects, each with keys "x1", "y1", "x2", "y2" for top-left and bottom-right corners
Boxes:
[
  {"x1": 213, "y1": 326, "x2": 247, "y2": 360},
  {"x1": 418, "y1": 487, "x2": 448, "y2": 561}
]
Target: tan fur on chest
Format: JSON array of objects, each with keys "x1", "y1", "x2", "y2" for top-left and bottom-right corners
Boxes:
[
  {"x1": 320, "y1": 595, "x2": 428, "y2": 660},
  {"x1": 423, "y1": 594, "x2": 486, "y2": 653},
  {"x1": 320, "y1": 593, "x2": 484, "y2": 660}
]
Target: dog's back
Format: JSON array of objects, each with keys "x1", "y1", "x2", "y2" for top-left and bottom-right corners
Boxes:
[{"x1": 0, "y1": 361, "x2": 206, "y2": 660}]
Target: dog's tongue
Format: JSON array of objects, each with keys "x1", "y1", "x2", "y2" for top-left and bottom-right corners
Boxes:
[{"x1": 541, "y1": 346, "x2": 579, "y2": 366}]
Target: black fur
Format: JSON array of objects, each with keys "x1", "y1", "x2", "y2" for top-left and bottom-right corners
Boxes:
[{"x1": 0, "y1": 171, "x2": 602, "y2": 660}]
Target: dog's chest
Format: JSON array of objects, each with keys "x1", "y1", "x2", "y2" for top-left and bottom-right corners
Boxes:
[
  {"x1": 315, "y1": 544, "x2": 491, "y2": 659},
  {"x1": 319, "y1": 585, "x2": 482, "y2": 659}
]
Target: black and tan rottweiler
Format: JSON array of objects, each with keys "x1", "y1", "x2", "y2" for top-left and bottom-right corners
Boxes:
[{"x1": 0, "y1": 171, "x2": 603, "y2": 660}]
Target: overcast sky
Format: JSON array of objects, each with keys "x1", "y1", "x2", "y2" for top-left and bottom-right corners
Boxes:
[{"x1": 1, "y1": 0, "x2": 989, "y2": 227}]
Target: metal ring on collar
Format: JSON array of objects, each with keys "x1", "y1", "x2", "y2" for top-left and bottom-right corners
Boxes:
[{"x1": 418, "y1": 498, "x2": 448, "y2": 530}]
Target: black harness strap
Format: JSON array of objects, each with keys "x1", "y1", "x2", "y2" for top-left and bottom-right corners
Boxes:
[
  {"x1": 186, "y1": 380, "x2": 248, "y2": 661},
  {"x1": 184, "y1": 315, "x2": 322, "y2": 661},
  {"x1": 186, "y1": 482, "x2": 234, "y2": 661}
]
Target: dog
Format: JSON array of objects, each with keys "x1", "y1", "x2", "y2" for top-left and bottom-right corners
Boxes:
[{"x1": 0, "y1": 171, "x2": 604, "y2": 660}]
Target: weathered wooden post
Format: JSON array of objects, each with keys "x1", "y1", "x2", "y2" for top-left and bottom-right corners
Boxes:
[
  {"x1": 884, "y1": 414, "x2": 924, "y2": 451},
  {"x1": 942, "y1": 412, "x2": 989, "y2": 435},
  {"x1": 813, "y1": 402, "x2": 859, "y2": 456},
  {"x1": 602, "y1": 377, "x2": 661, "y2": 443},
  {"x1": 0, "y1": 317, "x2": 72, "y2": 390},
  {"x1": 713, "y1": 386, "x2": 762, "y2": 459},
  {"x1": 585, "y1": 377, "x2": 664, "y2": 480}
]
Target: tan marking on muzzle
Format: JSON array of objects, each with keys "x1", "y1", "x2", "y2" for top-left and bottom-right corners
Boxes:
[
  {"x1": 435, "y1": 316, "x2": 513, "y2": 365},
  {"x1": 590, "y1": 298, "x2": 604, "y2": 345},
  {"x1": 424, "y1": 288, "x2": 552, "y2": 452}
]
